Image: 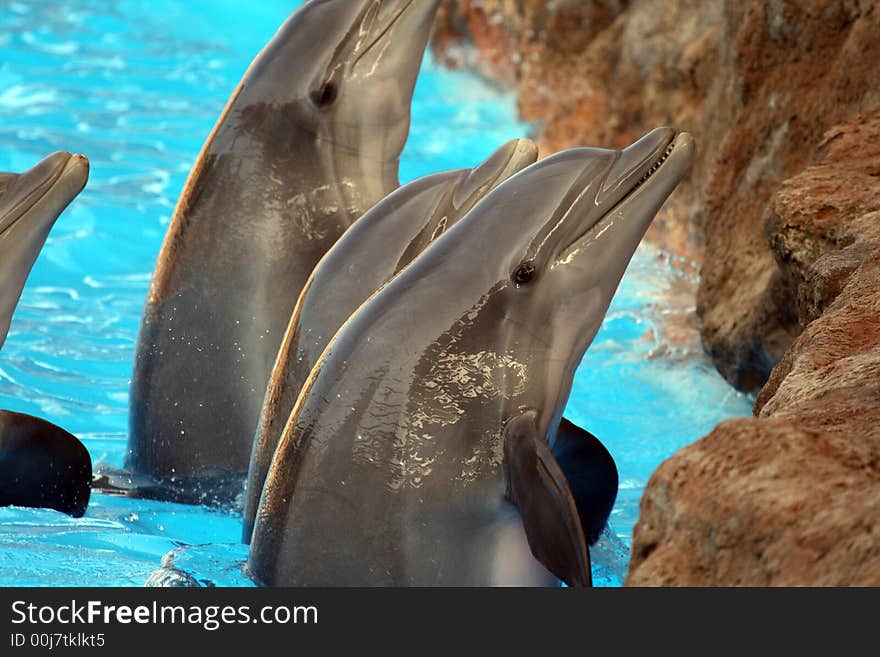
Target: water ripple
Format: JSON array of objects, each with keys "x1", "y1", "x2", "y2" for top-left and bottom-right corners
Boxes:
[{"x1": 0, "y1": 0, "x2": 752, "y2": 586}]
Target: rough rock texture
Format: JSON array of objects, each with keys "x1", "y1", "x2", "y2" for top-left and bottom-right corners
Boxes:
[
  {"x1": 756, "y1": 258, "x2": 880, "y2": 418},
  {"x1": 755, "y1": 111, "x2": 880, "y2": 412},
  {"x1": 698, "y1": 1, "x2": 880, "y2": 390},
  {"x1": 433, "y1": 2, "x2": 880, "y2": 585},
  {"x1": 627, "y1": 388, "x2": 880, "y2": 586},
  {"x1": 628, "y1": 110, "x2": 880, "y2": 586},
  {"x1": 629, "y1": 254, "x2": 880, "y2": 586},
  {"x1": 432, "y1": 1, "x2": 629, "y2": 89},
  {"x1": 433, "y1": 0, "x2": 880, "y2": 390},
  {"x1": 763, "y1": 106, "x2": 880, "y2": 329},
  {"x1": 433, "y1": 0, "x2": 718, "y2": 266}
]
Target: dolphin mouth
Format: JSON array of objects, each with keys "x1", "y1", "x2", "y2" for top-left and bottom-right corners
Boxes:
[
  {"x1": 0, "y1": 153, "x2": 89, "y2": 236},
  {"x1": 600, "y1": 127, "x2": 678, "y2": 207},
  {"x1": 559, "y1": 130, "x2": 693, "y2": 255},
  {"x1": 350, "y1": 0, "x2": 438, "y2": 72},
  {"x1": 352, "y1": 0, "x2": 417, "y2": 68},
  {"x1": 609, "y1": 130, "x2": 693, "y2": 207},
  {"x1": 629, "y1": 139, "x2": 677, "y2": 192}
]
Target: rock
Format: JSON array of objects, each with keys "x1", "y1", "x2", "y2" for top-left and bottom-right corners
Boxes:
[
  {"x1": 752, "y1": 107, "x2": 880, "y2": 413},
  {"x1": 629, "y1": 103, "x2": 880, "y2": 587},
  {"x1": 629, "y1": 255, "x2": 880, "y2": 585},
  {"x1": 697, "y1": 1, "x2": 880, "y2": 391},
  {"x1": 627, "y1": 386, "x2": 880, "y2": 586},
  {"x1": 764, "y1": 107, "x2": 880, "y2": 328},
  {"x1": 432, "y1": 1, "x2": 627, "y2": 88},
  {"x1": 756, "y1": 254, "x2": 880, "y2": 417},
  {"x1": 433, "y1": 0, "x2": 718, "y2": 261},
  {"x1": 798, "y1": 241, "x2": 877, "y2": 326}
]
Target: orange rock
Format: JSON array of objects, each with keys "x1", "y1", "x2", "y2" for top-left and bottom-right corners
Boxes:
[
  {"x1": 628, "y1": 386, "x2": 880, "y2": 586},
  {"x1": 629, "y1": 255, "x2": 880, "y2": 585},
  {"x1": 757, "y1": 254, "x2": 880, "y2": 417}
]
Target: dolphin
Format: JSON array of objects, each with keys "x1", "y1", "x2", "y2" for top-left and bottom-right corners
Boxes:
[
  {"x1": 0, "y1": 152, "x2": 90, "y2": 350},
  {"x1": 248, "y1": 128, "x2": 695, "y2": 586},
  {"x1": 242, "y1": 138, "x2": 539, "y2": 541},
  {"x1": 0, "y1": 153, "x2": 91, "y2": 518},
  {"x1": 0, "y1": 411, "x2": 92, "y2": 518},
  {"x1": 552, "y1": 418, "x2": 618, "y2": 546},
  {"x1": 128, "y1": 0, "x2": 443, "y2": 497}
]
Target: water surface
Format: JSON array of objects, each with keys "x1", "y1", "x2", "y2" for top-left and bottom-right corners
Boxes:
[{"x1": 0, "y1": 0, "x2": 752, "y2": 587}]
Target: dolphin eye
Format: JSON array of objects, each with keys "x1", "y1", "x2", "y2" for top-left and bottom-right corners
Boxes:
[
  {"x1": 512, "y1": 262, "x2": 537, "y2": 287},
  {"x1": 310, "y1": 81, "x2": 338, "y2": 108}
]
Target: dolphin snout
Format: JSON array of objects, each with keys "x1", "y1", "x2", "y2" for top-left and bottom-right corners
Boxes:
[{"x1": 603, "y1": 128, "x2": 676, "y2": 196}]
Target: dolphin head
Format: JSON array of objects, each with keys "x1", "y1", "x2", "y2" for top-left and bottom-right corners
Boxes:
[
  {"x1": 243, "y1": 0, "x2": 441, "y2": 165},
  {"x1": 434, "y1": 128, "x2": 694, "y2": 439},
  {"x1": 389, "y1": 138, "x2": 540, "y2": 265},
  {"x1": 239, "y1": 138, "x2": 538, "y2": 544},
  {"x1": 0, "y1": 152, "x2": 89, "y2": 350}
]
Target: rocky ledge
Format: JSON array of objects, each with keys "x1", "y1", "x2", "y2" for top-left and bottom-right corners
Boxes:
[
  {"x1": 630, "y1": 104, "x2": 880, "y2": 585},
  {"x1": 432, "y1": 1, "x2": 880, "y2": 584}
]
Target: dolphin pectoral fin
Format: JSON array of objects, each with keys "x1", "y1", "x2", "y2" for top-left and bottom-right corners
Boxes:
[
  {"x1": 91, "y1": 465, "x2": 243, "y2": 507},
  {"x1": 552, "y1": 418, "x2": 619, "y2": 546},
  {"x1": 0, "y1": 410, "x2": 92, "y2": 517},
  {"x1": 504, "y1": 412, "x2": 591, "y2": 587}
]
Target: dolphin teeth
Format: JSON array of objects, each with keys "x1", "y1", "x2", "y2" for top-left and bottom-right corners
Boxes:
[{"x1": 635, "y1": 140, "x2": 676, "y2": 190}]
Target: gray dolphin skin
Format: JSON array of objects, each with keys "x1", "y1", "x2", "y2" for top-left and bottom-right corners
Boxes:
[
  {"x1": 249, "y1": 127, "x2": 695, "y2": 586},
  {"x1": 0, "y1": 153, "x2": 91, "y2": 518},
  {"x1": 128, "y1": 0, "x2": 442, "y2": 496},
  {"x1": 0, "y1": 152, "x2": 90, "y2": 351},
  {"x1": 242, "y1": 138, "x2": 539, "y2": 541}
]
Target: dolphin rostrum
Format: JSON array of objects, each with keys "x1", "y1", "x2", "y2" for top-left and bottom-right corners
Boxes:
[
  {"x1": 0, "y1": 152, "x2": 90, "y2": 350},
  {"x1": 0, "y1": 153, "x2": 92, "y2": 518},
  {"x1": 249, "y1": 128, "x2": 695, "y2": 586},
  {"x1": 128, "y1": 0, "x2": 442, "y2": 499},
  {"x1": 242, "y1": 138, "x2": 539, "y2": 541}
]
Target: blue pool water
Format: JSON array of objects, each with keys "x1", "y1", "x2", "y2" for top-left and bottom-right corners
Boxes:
[{"x1": 0, "y1": 1, "x2": 753, "y2": 586}]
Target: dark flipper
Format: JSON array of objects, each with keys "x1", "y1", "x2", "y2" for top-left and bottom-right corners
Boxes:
[
  {"x1": 0, "y1": 410, "x2": 91, "y2": 517},
  {"x1": 504, "y1": 411, "x2": 591, "y2": 587},
  {"x1": 552, "y1": 418, "x2": 618, "y2": 546},
  {"x1": 92, "y1": 465, "x2": 244, "y2": 508}
]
